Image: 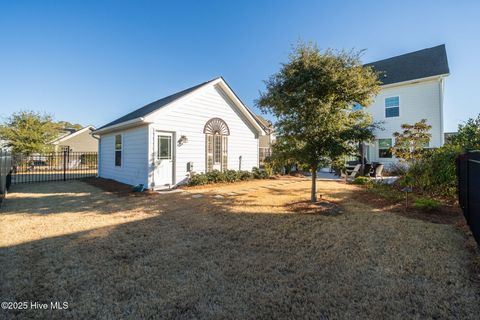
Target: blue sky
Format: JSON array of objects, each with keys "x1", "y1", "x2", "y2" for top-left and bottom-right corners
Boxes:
[{"x1": 0, "y1": 0, "x2": 478, "y2": 132}]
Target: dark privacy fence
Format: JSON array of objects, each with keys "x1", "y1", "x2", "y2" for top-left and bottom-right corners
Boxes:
[
  {"x1": 11, "y1": 151, "x2": 98, "y2": 184},
  {"x1": 457, "y1": 151, "x2": 480, "y2": 244},
  {"x1": 0, "y1": 149, "x2": 13, "y2": 206}
]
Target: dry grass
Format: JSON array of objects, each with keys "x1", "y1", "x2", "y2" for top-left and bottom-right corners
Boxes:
[{"x1": 1, "y1": 178, "x2": 479, "y2": 319}]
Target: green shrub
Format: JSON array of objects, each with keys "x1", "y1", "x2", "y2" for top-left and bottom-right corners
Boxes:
[
  {"x1": 224, "y1": 170, "x2": 239, "y2": 182},
  {"x1": 263, "y1": 162, "x2": 273, "y2": 177},
  {"x1": 413, "y1": 197, "x2": 441, "y2": 212},
  {"x1": 408, "y1": 144, "x2": 462, "y2": 198},
  {"x1": 352, "y1": 176, "x2": 371, "y2": 185},
  {"x1": 238, "y1": 171, "x2": 253, "y2": 180},
  {"x1": 187, "y1": 168, "x2": 268, "y2": 186},
  {"x1": 205, "y1": 170, "x2": 223, "y2": 183},
  {"x1": 252, "y1": 167, "x2": 269, "y2": 179},
  {"x1": 188, "y1": 173, "x2": 209, "y2": 186}
]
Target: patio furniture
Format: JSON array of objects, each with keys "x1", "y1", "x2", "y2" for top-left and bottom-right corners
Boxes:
[
  {"x1": 371, "y1": 163, "x2": 384, "y2": 179},
  {"x1": 363, "y1": 163, "x2": 373, "y2": 177},
  {"x1": 341, "y1": 164, "x2": 361, "y2": 180}
]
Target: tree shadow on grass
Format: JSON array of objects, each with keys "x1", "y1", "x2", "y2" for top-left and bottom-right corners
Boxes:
[{"x1": 1, "y1": 181, "x2": 479, "y2": 319}]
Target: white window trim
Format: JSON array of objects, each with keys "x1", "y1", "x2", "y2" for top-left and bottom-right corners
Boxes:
[
  {"x1": 385, "y1": 95, "x2": 400, "y2": 118},
  {"x1": 115, "y1": 134, "x2": 123, "y2": 167}
]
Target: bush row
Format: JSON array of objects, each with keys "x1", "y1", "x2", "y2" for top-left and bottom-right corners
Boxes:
[
  {"x1": 187, "y1": 168, "x2": 270, "y2": 186},
  {"x1": 408, "y1": 144, "x2": 462, "y2": 199}
]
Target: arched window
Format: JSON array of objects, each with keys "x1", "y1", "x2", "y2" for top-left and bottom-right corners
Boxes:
[{"x1": 204, "y1": 118, "x2": 229, "y2": 172}]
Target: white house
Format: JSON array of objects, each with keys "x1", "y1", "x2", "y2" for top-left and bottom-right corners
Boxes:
[
  {"x1": 94, "y1": 77, "x2": 265, "y2": 189},
  {"x1": 361, "y1": 44, "x2": 450, "y2": 165},
  {"x1": 51, "y1": 125, "x2": 98, "y2": 152},
  {"x1": 254, "y1": 114, "x2": 276, "y2": 165}
]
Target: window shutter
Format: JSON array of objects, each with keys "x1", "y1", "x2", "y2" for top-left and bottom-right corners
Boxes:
[
  {"x1": 206, "y1": 134, "x2": 213, "y2": 172},
  {"x1": 221, "y1": 136, "x2": 228, "y2": 171}
]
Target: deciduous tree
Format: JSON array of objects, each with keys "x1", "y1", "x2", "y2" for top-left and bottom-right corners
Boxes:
[
  {"x1": 0, "y1": 110, "x2": 60, "y2": 154},
  {"x1": 450, "y1": 113, "x2": 480, "y2": 151},
  {"x1": 392, "y1": 119, "x2": 432, "y2": 162}
]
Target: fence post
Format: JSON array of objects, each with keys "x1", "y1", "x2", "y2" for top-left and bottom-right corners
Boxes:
[{"x1": 63, "y1": 150, "x2": 67, "y2": 181}]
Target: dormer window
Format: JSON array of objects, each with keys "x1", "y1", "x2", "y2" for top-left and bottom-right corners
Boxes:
[{"x1": 385, "y1": 96, "x2": 399, "y2": 117}]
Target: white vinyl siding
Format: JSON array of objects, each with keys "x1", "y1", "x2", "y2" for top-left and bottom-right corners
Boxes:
[
  {"x1": 366, "y1": 79, "x2": 443, "y2": 164},
  {"x1": 147, "y1": 84, "x2": 259, "y2": 186},
  {"x1": 98, "y1": 125, "x2": 149, "y2": 186}
]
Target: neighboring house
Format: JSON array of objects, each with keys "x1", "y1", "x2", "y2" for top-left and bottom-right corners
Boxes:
[
  {"x1": 94, "y1": 77, "x2": 265, "y2": 189},
  {"x1": 361, "y1": 44, "x2": 450, "y2": 165},
  {"x1": 444, "y1": 132, "x2": 457, "y2": 144},
  {"x1": 0, "y1": 139, "x2": 8, "y2": 150},
  {"x1": 254, "y1": 114, "x2": 275, "y2": 165},
  {"x1": 51, "y1": 126, "x2": 98, "y2": 152}
]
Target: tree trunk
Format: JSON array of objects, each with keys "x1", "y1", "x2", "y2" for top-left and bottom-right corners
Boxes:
[{"x1": 311, "y1": 167, "x2": 317, "y2": 202}]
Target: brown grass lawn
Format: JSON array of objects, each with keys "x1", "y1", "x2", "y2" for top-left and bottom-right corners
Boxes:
[{"x1": 1, "y1": 178, "x2": 479, "y2": 319}]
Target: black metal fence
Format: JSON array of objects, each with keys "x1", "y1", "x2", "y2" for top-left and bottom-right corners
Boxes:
[
  {"x1": 457, "y1": 151, "x2": 480, "y2": 244},
  {"x1": 0, "y1": 149, "x2": 13, "y2": 206},
  {"x1": 11, "y1": 151, "x2": 98, "y2": 184}
]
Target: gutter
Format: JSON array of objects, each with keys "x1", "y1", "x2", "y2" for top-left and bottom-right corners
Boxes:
[
  {"x1": 93, "y1": 117, "x2": 148, "y2": 135},
  {"x1": 379, "y1": 74, "x2": 450, "y2": 89}
]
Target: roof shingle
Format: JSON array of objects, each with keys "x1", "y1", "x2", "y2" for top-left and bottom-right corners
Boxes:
[
  {"x1": 364, "y1": 44, "x2": 449, "y2": 85},
  {"x1": 97, "y1": 78, "x2": 219, "y2": 130}
]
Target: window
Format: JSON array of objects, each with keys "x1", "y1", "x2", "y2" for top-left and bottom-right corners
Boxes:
[
  {"x1": 158, "y1": 135, "x2": 172, "y2": 159},
  {"x1": 213, "y1": 134, "x2": 222, "y2": 164},
  {"x1": 378, "y1": 138, "x2": 392, "y2": 158},
  {"x1": 115, "y1": 134, "x2": 122, "y2": 166},
  {"x1": 352, "y1": 103, "x2": 363, "y2": 111},
  {"x1": 385, "y1": 96, "x2": 399, "y2": 117},
  {"x1": 204, "y1": 118, "x2": 229, "y2": 172}
]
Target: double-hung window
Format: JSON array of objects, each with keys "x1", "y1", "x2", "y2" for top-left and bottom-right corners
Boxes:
[
  {"x1": 115, "y1": 134, "x2": 122, "y2": 166},
  {"x1": 385, "y1": 96, "x2": 399, "y2": 117},
  {"x1": 378, "y1": 138, "x2": 393, "y2": 158}
]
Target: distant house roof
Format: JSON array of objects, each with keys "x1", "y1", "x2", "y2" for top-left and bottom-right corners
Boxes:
[
  {"x1": 253, "y1": 114, "x2": 273, "y2": 133},
  {"x1": 51, "y1": 125, "x2": 96, "y2": 144},
  {"x1": 97, "y1": 78, "x2": 218, "y2": 130},
  {"x1": 365, "y1": 44, "x2": 449, "y2": 86}
]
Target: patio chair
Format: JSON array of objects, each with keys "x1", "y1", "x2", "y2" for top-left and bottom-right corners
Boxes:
[
  {"x1": 363, "y1": 163, "x2": 373, "y2": 177},
  {"x1": 371, "y1": 163, "x2": 384, "y2": 179},
  {"x1": 341, "y1": 164, "x2": 361, "y2": 180}
]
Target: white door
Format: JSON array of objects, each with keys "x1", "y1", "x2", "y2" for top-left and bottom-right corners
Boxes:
[{"x1": 154, "y1": 132, "x2": 174, "y2": 188}]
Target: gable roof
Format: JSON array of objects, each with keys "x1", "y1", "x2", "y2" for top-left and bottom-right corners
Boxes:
[
  {"x1": 253, "y1": 114, "x2": 273, "y2": 133},
  {"x1": 97, "y1": 79, "x2": 217, "y2": 131},
  {"x1": 95, "y1": 77, "x2": 265, "y2": 135},
  {"x1": 365, "y1": 44, "x2": 449, "y2": 86},
  {"x1": 51, "y1": 125, "x2": 96, "y2": 144}
]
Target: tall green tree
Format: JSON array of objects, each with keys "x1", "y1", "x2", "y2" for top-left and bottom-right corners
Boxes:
[
  {"x1": 450, "y1": 113, "x2": 480, "y2": 151},
  {"x1": 55, "y1": 121, "x2": 83, "y2": 131},
  {"x1": 257, "y1": 42, "x2": 380, "y2": 202},
  {"x1": 0, "y1": 110, "x2": 60, "y2": 154},
  {"x1": 391, "y1": 119, "x2": 432, "y2": 162}
]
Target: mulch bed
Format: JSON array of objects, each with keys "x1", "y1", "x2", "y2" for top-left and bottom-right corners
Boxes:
[
  {"x1": 288, "y1": 199, "x2": 343, "y2": 216},
  {"x1": 81, "y1": 177, "x2": 158, "y2": 197},
  {"x1": 349, "y1": 184, "x2": 463, "y2": 225}
]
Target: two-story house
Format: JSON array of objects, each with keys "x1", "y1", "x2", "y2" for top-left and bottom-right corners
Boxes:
[{"x1": 361, "y1": 44, "x2": 450, "y2": 165}]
